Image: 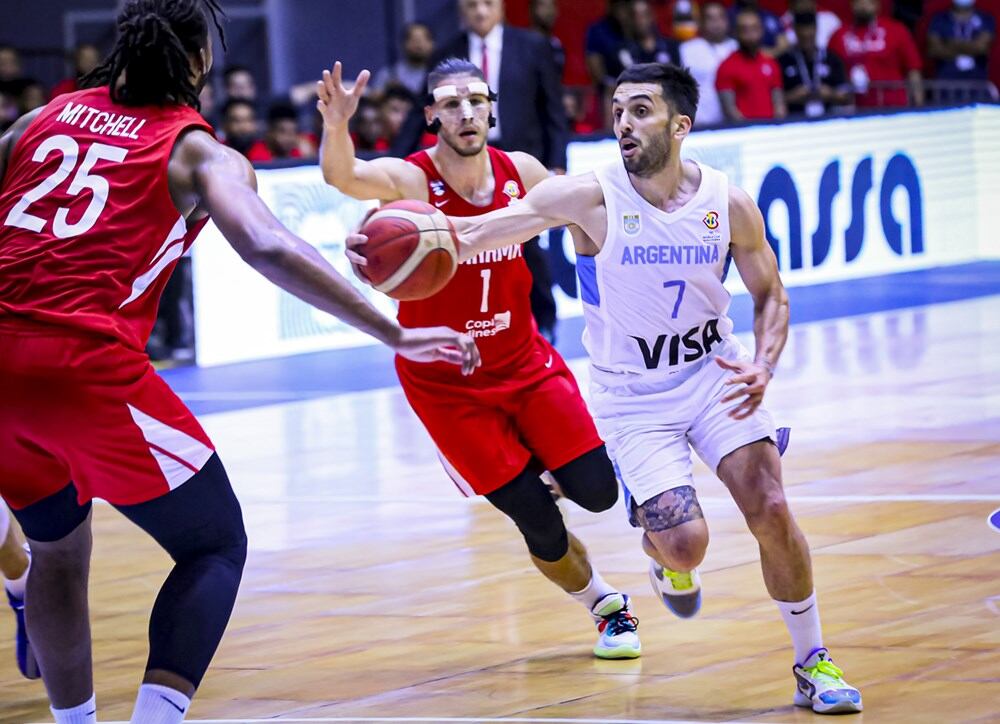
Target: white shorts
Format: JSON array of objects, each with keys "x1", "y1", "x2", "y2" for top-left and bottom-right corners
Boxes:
[{"x1": 590, "y1": 339, "x2": 777, "y2": 511}]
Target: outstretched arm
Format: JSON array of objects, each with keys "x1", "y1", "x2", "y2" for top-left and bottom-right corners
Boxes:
[
  {"x1": 317, "y1": 62, "x2": 425, "y2": 202},
  {"x1": 716, "y1": 186, "x2": 789, "y2": 419},
  {"x1": 452, "y1": 173, "x2": 603, "y2": 260},
  {"x1": 172, "y1": 130, "x2": 478, "y2": 373}
]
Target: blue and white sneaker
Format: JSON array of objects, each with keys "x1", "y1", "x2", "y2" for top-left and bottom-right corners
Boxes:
[
  {"x1": 648, "y1": 559, "x2": 701, "y2": 618},
  {"x1": 793, "y1": 647, "x2": 863, "y2": 714},
  {"x1": 591, "y1": 592, "x2": 641, "y2": 659},
  {"x1": 6, "y1": 586, "x2": 39, "y2": 679}
]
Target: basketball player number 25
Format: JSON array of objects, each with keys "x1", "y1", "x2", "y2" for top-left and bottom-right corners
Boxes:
[
  {"x1": 4, "y1": 134, "x2": 127, "y2": 239},
  {"x1": 663, "y1": 280, "x2": 686, "y2": 319}
]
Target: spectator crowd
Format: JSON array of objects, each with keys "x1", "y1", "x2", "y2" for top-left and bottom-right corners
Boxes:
[{"x1": 3, "y1": 0, "x2": 997, "y2": 153}]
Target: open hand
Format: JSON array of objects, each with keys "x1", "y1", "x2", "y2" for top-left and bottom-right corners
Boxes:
[
  {"x1": 716, "y1": 357, "x2": 772, "y2": 420},
  {"x1": 316, "y1": 61, "x2": 370, "y2": 129}
]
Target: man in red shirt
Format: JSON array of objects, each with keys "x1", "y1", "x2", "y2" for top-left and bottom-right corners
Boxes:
[
  {"x1": 716, "y1": 10, "x2": 787, "y2": 121},
  {"x1": 828, "y1": 0, "x2": 924, "y2": 107},
  {"x1": 246, "y1": 101, "x2": 305, "y2": 162}
]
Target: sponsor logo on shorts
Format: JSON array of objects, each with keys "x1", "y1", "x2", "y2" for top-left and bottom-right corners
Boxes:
[{"x1": 466, "y1": 311, "x2": 511, "y2": 338}]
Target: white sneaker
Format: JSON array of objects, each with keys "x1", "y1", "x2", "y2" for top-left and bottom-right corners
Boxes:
[
  {"x1": 648, "y1": 558, "x2": 702, "y2": 618},
  {"x1": 793, "y1": 647, "x2": 863, "y2": 714},
  {"x1": 591, "y1": 592, "x2": 641, "y2": 659}
]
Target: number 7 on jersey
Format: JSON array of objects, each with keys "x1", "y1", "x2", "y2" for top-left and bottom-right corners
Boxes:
[{"x1": 663, "y1": 280, "x2": 686, "y2": 319}]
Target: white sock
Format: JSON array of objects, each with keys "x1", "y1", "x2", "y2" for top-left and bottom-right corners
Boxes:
[
  {"x1": 130, "y1": 683, "x2": 192, "y2": 724},
  {"x1": 569, "y1": 567, "x2": 618, "y2": 612},
  {"x1": 4, "y1": 545, "x2": 30, "y2": 599},
  {"x1": 776, "y1": 591, "x2": 824, "y2": 665},
  {"x1": 51, "y1": 694, "x2": 97, "y2": 724}
]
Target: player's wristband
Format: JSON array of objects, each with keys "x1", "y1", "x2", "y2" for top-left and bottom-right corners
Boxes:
[{"x1": 758, "y1": 359, "x2": 775, "y2": 377}]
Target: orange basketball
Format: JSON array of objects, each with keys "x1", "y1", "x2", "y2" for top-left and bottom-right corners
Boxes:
[{"x1": 358, "y1": 200, "x2": 459, "y2": 301}]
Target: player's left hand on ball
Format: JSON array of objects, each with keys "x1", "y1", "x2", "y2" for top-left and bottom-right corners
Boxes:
[
  {"x1": 716, "y1": 357, "x2": 771, "y2": 419},
  {"x1": 395, "y1": 327, "x2": 481, "y2": 376},
  {"x1": 344, "y1": 231, "x2": 368, "y2": 272}
]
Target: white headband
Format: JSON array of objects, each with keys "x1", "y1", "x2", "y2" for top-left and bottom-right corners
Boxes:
[{"x1": 432, "y1": 81, "x2": 492, "y2": 102}]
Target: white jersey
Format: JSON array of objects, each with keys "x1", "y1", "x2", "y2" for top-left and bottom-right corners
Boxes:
[{"x1": 579, "y1": 158, "x2": 737, "y2": 387}]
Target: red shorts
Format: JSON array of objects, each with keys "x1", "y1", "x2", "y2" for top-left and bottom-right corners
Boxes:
[
  {"x1": 396, "y1": 334, "x2": 603, "y2": 496},
  {"x1": 0, "y1": 322, "x2": 215, "y2": 509}
]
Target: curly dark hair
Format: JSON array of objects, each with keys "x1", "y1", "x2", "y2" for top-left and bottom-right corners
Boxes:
[{"x1": 81, "y1": 0, "x2": 225, "y2": 110}]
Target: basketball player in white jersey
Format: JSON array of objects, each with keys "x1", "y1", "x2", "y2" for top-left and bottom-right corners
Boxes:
[{"x1": 398, "y1": 62, "x2": 863, "y2": 714}]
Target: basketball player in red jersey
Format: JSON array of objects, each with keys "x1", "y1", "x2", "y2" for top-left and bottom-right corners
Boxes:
[
  {"x1": 0, "y1": 2, "x2": 477, "y2": 722},
  {"x1": 320, "y1": 58, "x2": 641, "y2": 660}
]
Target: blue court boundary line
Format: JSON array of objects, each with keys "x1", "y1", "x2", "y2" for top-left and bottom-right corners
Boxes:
[{"x1": 164, "y1": 261, "x2": 1000, "y2": 416}]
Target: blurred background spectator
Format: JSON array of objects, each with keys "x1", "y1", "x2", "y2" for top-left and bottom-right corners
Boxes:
[
  {"x1": 352, "y1": 96, "x2": 390, "y2": 152},
  {"x1": 779, "y1": 11, "x2": 853, "y2": 116},
  {"x1": 927, "y1": 0, "x2": 996, "y2": 81},
  {"x1": 717, "y1": 9, "x2": 787, "y2": 120},
  {"x1": 531, "y1": 0, "x2": 566, "y2": 74},
  {"x1": 371, "y1": 22, "x2": 436, "y2": 96},
  {"x1": 221, "y1": 97, "x2": 261, "y2": 156},
  {"x1": 729, "y1": 0, "x2": 790, "y2": 54},
  {"x1": 223, "y1": 64, "x2": 258, "y2": 103},
  {"x1": 781, "y1": 0, "x2": 842, "y2": 48},
  {"x1": 681, "y1": 1, "x2": 738, "y2": 126},
  {"x1": 379, "y1": 84, "x2": 418, "y2": 146},
  {"x1": 247, "y1": 101, "x2": 307, "y2": 162},
  {"x1": 586, "y1": 0, "x2": 634, "y2": 113},
  {"x1": 0, "y1": 46, "x2": 31, "y2": 100},
  {"x1": 51, "y1": 43, "x2": 101, "y2": 98},
  {"x1": 830, "y1": 0, "x2": 924, "y2": 106},
  {"x1": 626, "y1": 0, "x2": 682, "y2": 65}
]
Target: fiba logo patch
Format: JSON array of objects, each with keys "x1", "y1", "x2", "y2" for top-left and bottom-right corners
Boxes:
[
  {"x1": 703, "y1": 211, "x2": 720, "y2": 230},
  {"x1": 502, "y1": 180, "x2": 520, "y2": 200},
  {"x1": 989, "y1": 508, "x2": 1000, "y2": 533},
  {"x1": 430, "y1": 180, "x2": 446, "y2": 197},
  {"x1": 623, "y1": 213, "x2": 641, "y2": 236}
]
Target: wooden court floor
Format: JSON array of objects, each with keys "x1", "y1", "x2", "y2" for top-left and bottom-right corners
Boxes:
[{"x1": 2, "y1": 297, "x2": 999, "y2": 723}]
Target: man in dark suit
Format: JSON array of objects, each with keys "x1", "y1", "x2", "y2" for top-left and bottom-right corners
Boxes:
[{"x1": 391, "y1": 0, "x2": 568, "y2": 341}]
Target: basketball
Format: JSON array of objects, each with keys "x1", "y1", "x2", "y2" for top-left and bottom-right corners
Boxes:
[{"x1": 357, "y1": 200, "x2": 459, "y2": 301}]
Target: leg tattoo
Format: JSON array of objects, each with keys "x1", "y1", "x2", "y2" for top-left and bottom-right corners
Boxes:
[{"x1": 634, "y1": 486, "x2": 705, "y2": 532}]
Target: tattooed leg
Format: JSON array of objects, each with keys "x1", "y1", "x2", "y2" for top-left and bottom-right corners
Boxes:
[{"x1": 635, "y1": 485, "x2": 710, "y2": 572}]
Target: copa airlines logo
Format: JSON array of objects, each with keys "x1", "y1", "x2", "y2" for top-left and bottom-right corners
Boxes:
[
  {"x1": 466, "y1": 311, "x2": 511, "y2": 338},
  {"x1": 757, "y1": 153, "x2": 924, "y2": 271}
]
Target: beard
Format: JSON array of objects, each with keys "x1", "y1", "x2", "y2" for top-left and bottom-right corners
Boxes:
[
  {"x1": 622, "y1": 132, "x2": 670, "y2": 178},
  {"x1": 441, "y1": 130, "x2": 487, "y2": 157}
]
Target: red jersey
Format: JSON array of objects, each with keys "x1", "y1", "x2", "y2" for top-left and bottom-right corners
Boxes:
[
  {"x1": 398, "y1": 147, "x2": 536, "y2": 377},
  {"x1": 829, "y1": 18, "x2": 921, "y2": 107},
  {"x1": 715, "y1": 50, "x2": 783, "y2": 119},
  {"x1": 0, "y1": 86, "x2": 211, "y2": 351}
]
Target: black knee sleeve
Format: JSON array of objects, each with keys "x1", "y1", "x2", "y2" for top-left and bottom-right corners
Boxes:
[
  {"x1": 486, "y1": 468, "x2": 569, "y2": 562},
  {"x1": 115, "y1": 453, "x2": 247, "y2": 687},
  {"x1": 551, "y1": 445, "x2": 618, "y2": 513}
]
